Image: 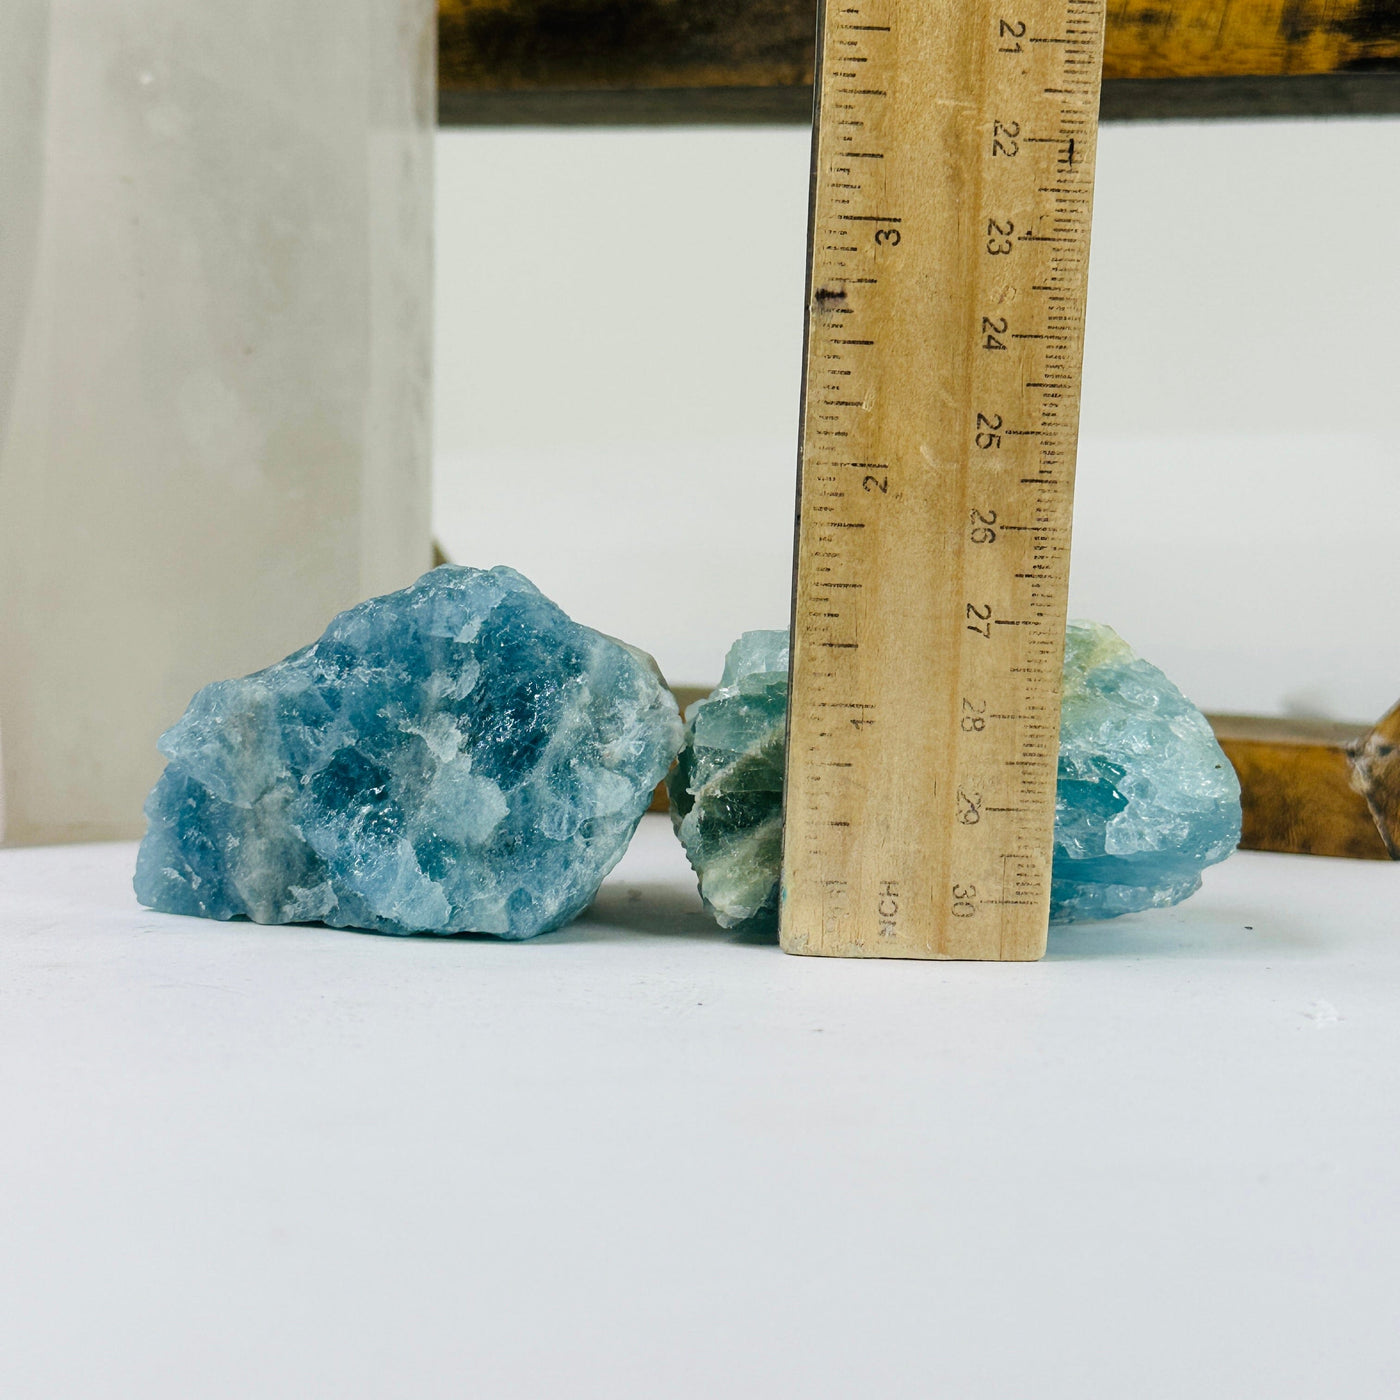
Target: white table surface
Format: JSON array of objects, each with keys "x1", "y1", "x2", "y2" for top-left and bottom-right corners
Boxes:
[{"x1": 2, "y1": 815, "x2": 1398, "y2": 1399}]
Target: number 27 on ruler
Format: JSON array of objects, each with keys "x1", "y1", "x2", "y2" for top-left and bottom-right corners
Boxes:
[{"x1": 780, "y1": 0, "x2": 1105, "y2": 960}]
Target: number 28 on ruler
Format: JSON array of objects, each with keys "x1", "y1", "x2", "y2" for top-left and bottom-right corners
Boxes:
[{"x1": 780, "y1": 0, "x2": 1105, "y2": 960}]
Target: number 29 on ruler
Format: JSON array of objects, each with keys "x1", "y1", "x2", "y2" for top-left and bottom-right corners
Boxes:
[{"x1": 780, "y1": 0, "x2": 1106, "y2": 959}]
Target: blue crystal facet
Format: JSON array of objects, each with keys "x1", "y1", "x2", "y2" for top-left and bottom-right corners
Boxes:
[
  {"x1": 1050, "y1": 619, "x2": 1241, "y2": 922},
  {"x1": 135, "y1": 566, "x2": 683, "y2": 938},
  {"x1": 669, "y1": 622, "x2": 1241, "y2": 934}
]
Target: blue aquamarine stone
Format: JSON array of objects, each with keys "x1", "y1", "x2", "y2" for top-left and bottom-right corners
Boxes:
[
  {"x1": 669, "y1": 622, "x2": 1241, "y2": 933},
  {"x1": 135, "y1": 566, "x2": 683, "y2": 938},
  {"x1": 1049, "y1": 620, "x2": 1241, "y2": 921}
]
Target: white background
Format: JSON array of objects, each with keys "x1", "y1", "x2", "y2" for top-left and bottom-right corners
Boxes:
[
  {"x1": 434, "y1": 117, "x2": 1400, "y2": 716},
  {"x1": 6, "y1": 114, "x2": 1400, "y2": 1400},
  {"x1": 5, "y1": 822, "x2": 1400, "y2": 1399}
]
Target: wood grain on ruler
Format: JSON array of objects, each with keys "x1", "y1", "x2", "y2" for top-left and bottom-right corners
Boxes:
[{"x1": 779, "y1": 0, "x2": 1104, "y2": 961}]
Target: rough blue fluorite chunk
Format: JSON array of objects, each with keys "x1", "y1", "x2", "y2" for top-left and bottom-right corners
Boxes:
[
  {"x1": 667, "y1": 632, "x2": 789, "y2": 932},
  {"x1": 1050, "y1": 620, "x2": 1241, "y2": 921},
  {"x1": 669, "y1": 622, "x2": 1241, "y2": 933},
  {"x1": 135, "y1": 566, "x2": 683, "y2": 938}
]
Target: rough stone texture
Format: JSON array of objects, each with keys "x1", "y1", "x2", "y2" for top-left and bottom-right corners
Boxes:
[
  {"x1": 669, "y1": 623, "x2": 1241, "y2": 933},
  {"x1": 667, "y1": 631, "x2": 789, "y2": 932},
  {"x1": 1050, "y1": 619, "x2": 1241, "y2": 921},
  {"x1": 135, "y1": 566, "x2": 683, "y2": 938}
]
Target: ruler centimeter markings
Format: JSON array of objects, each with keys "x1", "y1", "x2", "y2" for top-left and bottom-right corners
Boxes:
[{"x1": 780, "y1": 0, "x2": 1106, "y2": 960}]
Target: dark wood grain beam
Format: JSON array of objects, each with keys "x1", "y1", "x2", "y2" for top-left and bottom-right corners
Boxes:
[{"x1": 438, "y1": 0, "x2": 1400, "y2": 122}]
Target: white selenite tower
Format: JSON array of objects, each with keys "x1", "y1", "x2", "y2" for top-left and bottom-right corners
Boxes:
[{"x1": 0, "y1": 0, "x2": 435, "y2": 843}]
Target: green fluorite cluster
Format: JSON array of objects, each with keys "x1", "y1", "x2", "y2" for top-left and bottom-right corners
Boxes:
[
  {"x1": 668, "y1": 623, "x2": 1241, "y2": 934},
  {"x1": 667, "y1": 633, "x2": 789, "y2": 931}
]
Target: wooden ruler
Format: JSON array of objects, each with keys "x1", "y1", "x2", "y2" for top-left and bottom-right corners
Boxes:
[{"x1": 780, "y1": 0, "x2": 1106, "y2": 960}]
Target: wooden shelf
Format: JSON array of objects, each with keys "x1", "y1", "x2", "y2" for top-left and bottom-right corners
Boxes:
[
  {"x1": 1210, "y1": 706, "x2": 1400, "y2": 860},
  {"x1": 649, "y1": 700, "x2": 1400, "y2": 860},
  {"x1": 438, "y1": 0, "x2": 1400, "y2": 123}
]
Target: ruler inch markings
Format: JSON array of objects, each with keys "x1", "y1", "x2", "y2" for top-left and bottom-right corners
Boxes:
[{"x1": 781, "y1": 0, "x2": 1105, "y2": 961}]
